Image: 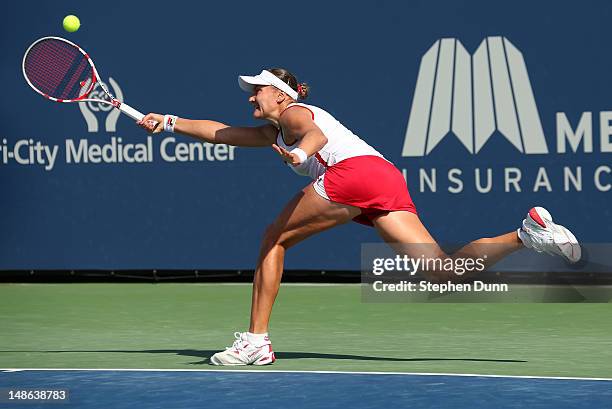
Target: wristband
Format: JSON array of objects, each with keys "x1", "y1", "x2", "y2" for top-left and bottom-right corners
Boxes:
[
  {"x1": 163, "y1": 115, "x2": 178, "y2": 133},
  {"x1": 290, "y1": 148, "x2": 308, "y2": 165}
]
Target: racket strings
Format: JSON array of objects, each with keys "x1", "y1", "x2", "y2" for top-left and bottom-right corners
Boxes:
[
  {"x1": 28, "y1": 43, "x2": 76, "y2": 82},
  {"x1": 24, "y1": 38, "x2": 94, "y2": 100},
  {"x1": 27, "y1": 40, "x2": 84, "y2": 89},
  {"x1": 25, "y1": 48, "x2": 69, "y2": 91},
  {"x1": 25, "y1": 43, "x2": 78, "y2": 92}
]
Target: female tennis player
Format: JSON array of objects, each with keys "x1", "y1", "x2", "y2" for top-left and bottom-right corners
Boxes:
[{"x1": 138, "y1": 68, "x2": 580, "y2": 366}]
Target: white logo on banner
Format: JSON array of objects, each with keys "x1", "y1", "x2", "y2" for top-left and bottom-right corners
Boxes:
[
  {"x1": 398, "y1": 36, "x2": 611, "y2": 193},
  {"x1": 402, "y1": 36, "x2": 548, "y2": 156},
  {"x1": 0, "y1": 76, "x2": 238, "y2": 171},
  {"x1": 78, "y1": 77, "x2": 123, "y2": 133}
]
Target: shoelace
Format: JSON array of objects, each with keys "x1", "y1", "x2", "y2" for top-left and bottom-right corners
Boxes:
[{"x1": 225, "y1": 331, "x2": 246, "y2": 351}]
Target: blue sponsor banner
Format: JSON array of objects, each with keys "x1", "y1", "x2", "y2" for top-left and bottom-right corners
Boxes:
[{"x1": 0, "y1": 0, "x2": 610, "y2": 269}]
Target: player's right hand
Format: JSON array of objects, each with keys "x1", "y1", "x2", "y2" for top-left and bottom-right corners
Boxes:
[{"x1": 138, "y1": 113, "x2": 164, "y2": 133}]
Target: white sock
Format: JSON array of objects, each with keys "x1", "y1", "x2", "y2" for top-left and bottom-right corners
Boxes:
[{"x1": 246, "y1": 332, "x2": 269, "y2": 345}]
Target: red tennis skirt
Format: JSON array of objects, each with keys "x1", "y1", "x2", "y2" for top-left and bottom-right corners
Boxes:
[{"x1": 320, "y1": 155, "x2": 417, "y2": 226}]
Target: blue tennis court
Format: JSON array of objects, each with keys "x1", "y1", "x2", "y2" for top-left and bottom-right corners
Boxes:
[{"x1": 1, "y1": 369, "x2": 611, "y2": 409}]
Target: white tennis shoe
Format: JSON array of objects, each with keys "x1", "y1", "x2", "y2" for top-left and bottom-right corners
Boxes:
[
  {"x1": 209, "y1": 332, "x2": 275, "y2": 366},
  {"x1": 517, "y1": 207, "x2": 581, "y2": 263}
]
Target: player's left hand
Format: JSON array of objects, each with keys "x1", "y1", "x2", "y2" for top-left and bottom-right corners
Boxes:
[{"x1": 272, "y1": 144, "x2": 301, "y2": 166}]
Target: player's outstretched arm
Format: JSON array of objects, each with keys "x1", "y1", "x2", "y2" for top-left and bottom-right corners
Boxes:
[{"x1": 138, "y1": 113, "x2": 277, "y2": 147}]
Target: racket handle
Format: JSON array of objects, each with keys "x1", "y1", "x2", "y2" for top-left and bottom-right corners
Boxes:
[{"x1": 118, "y1": 102, "x2": 145, "y2": 121}]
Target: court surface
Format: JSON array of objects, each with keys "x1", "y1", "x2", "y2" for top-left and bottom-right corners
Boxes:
[{"x1": 1, "y1": 283, "x2": 611, "y2": 407}]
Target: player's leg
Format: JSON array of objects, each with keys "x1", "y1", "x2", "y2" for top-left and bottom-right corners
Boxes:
[
  {"x1": 372, "y1": 207, "x2": 580, "y2": 281},
  {"x1": 372, "y1": 211, "x2": 523, "y2": 281},
  {"x1": 250, "y1": 185, "x2": 360, "y2": 333},
  {"x1": 210, "y1": 185, "x2": 360, "y2": 365}
]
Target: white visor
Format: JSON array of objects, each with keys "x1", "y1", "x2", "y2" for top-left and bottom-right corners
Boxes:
[{"x1": 238, "y1": 70, "x2": 299, "y2": 100}]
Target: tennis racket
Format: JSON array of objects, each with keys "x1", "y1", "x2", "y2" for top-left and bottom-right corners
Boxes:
[{"x1": 22, "y1": 36, "x2": 147, "y2": 122}]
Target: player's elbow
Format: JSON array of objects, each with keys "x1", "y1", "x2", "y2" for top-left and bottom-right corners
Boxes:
[
  {"x1": 320, "y1": 133, "x2": 328, "y2": 146},
  {"x1": 313, "y1": 132, "x2": 328, "y2": 151}
]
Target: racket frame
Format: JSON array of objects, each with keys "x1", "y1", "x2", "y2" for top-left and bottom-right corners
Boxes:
[{"x1": 22, "y1": 36, "x2": 145, "y2": 121}]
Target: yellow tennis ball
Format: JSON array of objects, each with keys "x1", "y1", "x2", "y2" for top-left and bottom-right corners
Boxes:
[{"x1": 63, "y1": 15, "x2": 80, "y2": 33}]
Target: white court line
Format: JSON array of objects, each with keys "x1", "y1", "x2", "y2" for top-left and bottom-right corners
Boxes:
[{"x1": 1, "y1": 368, "x2": 611, "y2": 381}]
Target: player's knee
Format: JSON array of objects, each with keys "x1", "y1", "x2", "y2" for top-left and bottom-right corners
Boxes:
[
  {"x1": 261, "y1": 223, "x2": 295, "y2": 252},
  {"x1": 261, "y1": 223, "x2": 291, "y2": 250},
  {"x1": 261, "y1": 224, "x2": 280, "y2": 248}
]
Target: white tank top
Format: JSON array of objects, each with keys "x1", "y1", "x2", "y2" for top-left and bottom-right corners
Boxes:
[{"x1": 275, "y1": 103, "x2": 384, "y2": 179}]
